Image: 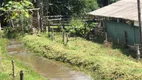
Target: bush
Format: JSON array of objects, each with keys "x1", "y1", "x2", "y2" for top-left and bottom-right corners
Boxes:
[
  {"x1": 1, "y1": 0, "x2": 34, "y2": 35},
  {"x1": 3, "y1": 27, "x2": 22, "y2": 38},
  {"x1": 0, "y1": 30, "x2": 3, "y2": 38},
  {"x1": 68, "y1": 18, "x2": 85, "y2": 37},
  {"x1": 68, "y1": 18, "x2": 97, "y2": 38}
]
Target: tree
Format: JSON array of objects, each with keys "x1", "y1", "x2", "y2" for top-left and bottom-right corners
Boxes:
[
  {"x1": 1, "y1": 0, "x2": 34, "y2": 38},
  {"x1": 48, "y1": 0, "x2": 98, "y2": 16},
  {"x1": 97, "y1": 0, "x2": 118, "y2": 7}
]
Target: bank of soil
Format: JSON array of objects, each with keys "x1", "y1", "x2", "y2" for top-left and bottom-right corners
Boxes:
[{"x1": 22, "y1": 34, "x2": 142, "y2": 80}]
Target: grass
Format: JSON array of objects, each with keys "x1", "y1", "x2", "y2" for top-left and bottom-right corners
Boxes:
[
  {"x1": 0, "y1": 38, "x2": 48, "y2": 80},
  {"x1": 22, "y1": 33, "x2": 142, "y2": 80}
]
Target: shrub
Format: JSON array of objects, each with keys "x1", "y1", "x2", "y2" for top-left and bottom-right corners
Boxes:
[
  {"x1": 3, "y1": 27, "x2": 22, "y2": 38},
  {"x1": 0, "y1": 0, "x2": 34, "y2": 36},
  {"x1": 68, "y1": 18, "x2": 85, "y2": 37},
  {"x1": 0, "y1": 30, "x2": 3, "y2": 38}
]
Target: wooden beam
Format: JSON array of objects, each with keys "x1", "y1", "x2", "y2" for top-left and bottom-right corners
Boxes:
[
  {"x1": 137, "y1": 0, "x2": 142, "y2": 43},
  {"x1": 137, "y1": 0, "x2": 141, "y2": 59}
]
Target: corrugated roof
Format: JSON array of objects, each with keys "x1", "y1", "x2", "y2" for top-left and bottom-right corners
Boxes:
[{"x1": 88, "y1": 0, "x2": 142, "y2": 21}]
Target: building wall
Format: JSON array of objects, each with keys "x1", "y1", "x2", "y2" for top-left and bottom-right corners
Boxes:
[{"x1": 105, "y1": 21, "x2": 140, "y2": 45}]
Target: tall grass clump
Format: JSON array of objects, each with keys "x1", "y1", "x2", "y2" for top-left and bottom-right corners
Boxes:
[{"x1": 22, "y1": 34, "x2": 142, "y2": 80}]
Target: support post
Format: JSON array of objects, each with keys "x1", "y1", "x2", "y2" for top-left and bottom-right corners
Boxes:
[
  {"x1": 137, "y1": 45, "x2": 141, "y2": 60},
  {"x1": 51, "y1": 28, "x2": 54, "y2": 41},
  {"x1": 37, "y1": 9, "x2": 40, "y2": 34},
  {"x1": 12, "y1": 60, "x2": 15, "y2": 78},
  {"x1": 36, "y1": 0, "x2": 43, "y2": 32},
  {"x1": 63, "y1": 31, "x2": 65, "y2": 44},
  {"x1": 66, "y1": 33, "x2": 69, "y2": 44},
  {"x1": 20, "y1": 70, "x2": 24, "y2": 80},
  {"x1": 48, "y1": 21, "x2": 50, "y2": 37},
  {"x1": 104, "y1": 32, "x2": 108, "y2": 45},
  {"x1": 137, "y1": 0, "x2": 142, "y2": 59},
  {"x1": 0, "y1": 22, "x2": 1, "y2": 30},
  {"x1": 84, "y1": 23, "x2": 87, "y2": 38}
]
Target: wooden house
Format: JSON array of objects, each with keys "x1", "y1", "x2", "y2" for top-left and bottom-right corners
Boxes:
[{"x1": 88, "y1": 0, "x2": 142, "y2": 45}]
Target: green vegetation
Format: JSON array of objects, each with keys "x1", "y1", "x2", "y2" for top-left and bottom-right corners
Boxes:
[
  {"x1": 0, "y1": 0, "x2": 130, "y2": 80},
  {"x1": 48, "y1": 0, "x2": 98, "y2": 16},
  {"x1": 1, "y1": 0, "x2": 33, "y2": 38},
  {"x1": 68, "y1": 18, "x2": 86, "y2": 37},
  {"x1": 22, "y1": 33, "x2": 142, "y2": 80},
  {"x1": 66, "y1": 18, "x2": 97, "y2": 38},
  {"x1": 0, "y1": 37, "x2": 47, "y2": 80},
  {"x1": 47, "y1": 0, "x2": 118, "y2": 16}
]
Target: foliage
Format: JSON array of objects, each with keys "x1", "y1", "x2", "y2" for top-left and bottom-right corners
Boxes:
[
  {"x1": 0, "y1": 0, "x2": 34, "y2": 35},
  {"x1": 110, "y1": 0, "x2": 119, "y2": 3},
  {"x1": 1, "y1": 0, "x2": 33, "y2": 21},
  {"x1": 97, "y1": 0, "x2": 119, "y2": 7},
  {"x1": 3, "y1": 27, "x2": 22, "y2": 38},
  {"x1": 0, "y1": 30, "x2": 3, "y2": 38},
  {"x1": 44, "y1": 0, "x2": 118, "y2": 16},
  {"x1": 68, "y1": 18, "x2": 97, "y2": 37},
  {"x1": 83, "y1": 0, "x2": 98, "y2": 13},
  {"x1": 22, "y1": 34, "x2": 142, "y2": 80},
  {"x1": 48, "y1": 0, "x2": 98, "y2": 16},
  {"x1": 68, "y1": 18, "x2": 85, "y2": 36},
  {"x1": 87, "y1": 22, "x2": 97, "y2": 29}
]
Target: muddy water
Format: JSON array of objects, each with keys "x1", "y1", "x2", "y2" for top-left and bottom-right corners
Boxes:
[{"x1": 6, "y1": 40, "x2": 93, "y2": 80}]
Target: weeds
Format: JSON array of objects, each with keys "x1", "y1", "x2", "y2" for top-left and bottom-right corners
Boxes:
[{"x1": 22, "y1": 34, "x2": 142, "y2": 80}]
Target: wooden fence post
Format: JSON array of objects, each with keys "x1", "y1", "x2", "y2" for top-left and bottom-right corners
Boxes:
[
  {"x1": 62, "y1": 31, "x2": 65, "y2": 44},
  {"x1": 137, "y1": 45, "x2": 141, "y2": 60},
  {"x1": 51, "y1": 28, "x2": 54, "y2": 41},
  {"x1": 12, "y1": 60, "x2": 15, "y2": 78},
  {"x1": 105, "y1": 32, "x2": 108, "y2": 42},
  {"x1": 66, "y1": 33, "x2": 69, "y2": 44},
  {"x1": 37, "y1": 9, "x2": 40, "y2": 34},
  {"x1": 0, "y1": 22, "x2": 1, "y2": 30},
  {"x1": 48, "y1": 21, "x2": 50, "y2": 37},
  {"x1": 20, "y1": 70, "x2": 24, "y2": 80}
]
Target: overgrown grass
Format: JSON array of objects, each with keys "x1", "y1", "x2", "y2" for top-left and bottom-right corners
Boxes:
[
  {"x1": 22, "y1": 33, "x2": 142, "y2": 80},
  {"x1": 0, "y1": 38, "x2": 48, "y2": 80}
]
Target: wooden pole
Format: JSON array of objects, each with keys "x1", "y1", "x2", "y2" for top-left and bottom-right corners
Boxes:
[
  {"x1": 137, "y1": 45, "x2": 141, "y2": 60},
  {"x1": 66, "y1": 33, "x2": 69, "y2": 44},
  {"x1": 51, "y1": 28, "x2": 54, "y2": 41},
  {"x1": 36, "y1": 0, "x2": 43, "y2": 32},
  {"x1": 63, "y1": 31, "x2": 65, "y2": 44},
  {"x1": 43, "y1": 0, "x2": 49, "y2": 32},
  {"x1": 20, "y1": 12, "x2": 24, "y2": 35},
  {"x1": 0, "y1": 22, "x2": 1, "y2": 30},
  {"x1": 20, "y1": 70, "x2": 24, "y2": 80},
  {"x1": 37, "y1": 9, "x2": 40, "y2": 34},
  {"x1": 12, "y1": 60, "x2": 15, "y2": 78},
  {"x1": 48, "y1": 21, "x2": 50, "y2": 37},
  {"x1": 40, "y1": 0, "x2": 44, "y2": 32},
  {"x1": 137, "y1": 0, "x2": 141, "y2": 59},
  {"x1": 104, "y1": 32, "x2": 108, "y2": 45}
]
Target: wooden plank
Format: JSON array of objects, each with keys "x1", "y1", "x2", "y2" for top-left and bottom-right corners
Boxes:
[{"x1": 49, "y1": 24, "x2": 71, "y2": 26}]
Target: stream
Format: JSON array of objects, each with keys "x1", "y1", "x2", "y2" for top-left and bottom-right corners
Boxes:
[{"x1": 6, "y1": 40, "x2": 93, "y2": 80}]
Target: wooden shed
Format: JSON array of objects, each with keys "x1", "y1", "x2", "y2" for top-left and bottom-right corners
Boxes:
[{"x1": 88, "y1": 0, "x2": 142, "y2": 45}]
